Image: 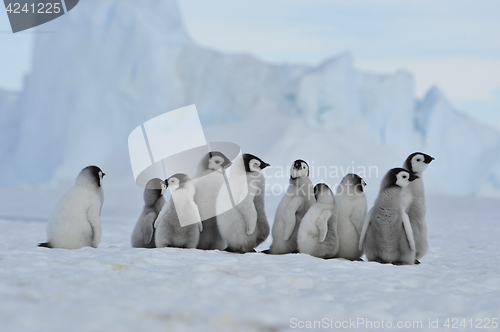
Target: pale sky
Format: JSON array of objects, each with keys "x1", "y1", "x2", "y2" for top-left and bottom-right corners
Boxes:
[
  {"x1": 179, "y1": 0, "x2": 500, "y2": 129},
  {"x1": 1, "y1": 0, "x2": 499, "y2": 128}
]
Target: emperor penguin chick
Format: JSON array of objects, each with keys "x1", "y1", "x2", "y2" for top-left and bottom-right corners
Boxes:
[
  {"x1": 297, "y1": 183, "x2": 339, "y2": 259},
  {"x1": 334, "y1": 174, "x2": 367, "y2": 260},
  {"x1": 269, "y1": 159, "x2": 315, "y2": 254},
  {"x1": 216, "y1": 153, "x2": 270, "y2": 253},
  {"x1": 359, "y1": 168, "x2": 419, "y2": 265},
  {"x1": 193, "y1": 151, "x2": 232, "y2": 250},
  {"x1": 402, "y1": 152, "x2": 434, "y2": 263},
  {"x1": 131, "y1": 178, "x2": 166, "y2": 248},
  {"x1": 39, "y1": 166, "x2": 105, "y2": 249},
  {"x1": 154, "y1": 174, "x2": 203, "y2": 249}
]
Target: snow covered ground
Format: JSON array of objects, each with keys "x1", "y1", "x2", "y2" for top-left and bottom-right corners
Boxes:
[
  {"x1": 1, "y1": 186, "x2": 499, "y2": 332},
  {"x1": 1, "y1": 0, "x2": 500, "y2": 198}
]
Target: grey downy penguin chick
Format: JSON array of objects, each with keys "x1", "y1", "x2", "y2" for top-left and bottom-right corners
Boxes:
[
  {"x1": 216, "y1": 153, "x2": 270, "y2": 253},
  {"x1": 402, "y1": 152, "x2": 434, "y2": 263},
  {"x1": 193, "y1": 151, "x2": 231, "y2": 250},
  {"x1": 334, "y1": 174, "x2": 367, "y2": 260},
  {"x1": 269, "y1": 159, "x2": 315, "y2": 254},
  {"x1": 39, "y1": 166, "x2": 105, "y2": 249},
  {"x1": 297, "y1": 183, "x2": 339, "y2": 259},
  {"x1": 154, "y1": 174, "x2": 203, "y2": 249},
  {"x1": 131, "y1": 178, "x2": 166, "y2": 248},
  {"x1": 359, "y1": 168, "x2": 419, "y2": 265}
]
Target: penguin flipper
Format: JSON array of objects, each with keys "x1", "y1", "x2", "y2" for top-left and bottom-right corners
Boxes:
[
  {"x1": 316, "y1": 210, "x2": 332, "y2": 243},
  {"x1": 154, "y1": 202, "x2": 169, "y2": 229},
  {"x1": 282, "y1": 196, "x2": 303, "y2": 241},
  {"x1": 236, "y1": 199, "x2": 258, "y2": 235},
  {"x1": 358, "y1": 208, "x2": 372, "y2": 251},
  {"x1": 38, "y1": 242, "x2": 52, "y2": 248},
  {"x1": 191, "y1": 202, "x2": 203, "y2": 232},
  {"x1": 350, "y1": 204, "x2": 367, "y2": 238},
  {"x1": 87, "y1": 200, "x2": 102, "y2": 248},
  {"x1": 142, "y1": 212, "x2": 157, "y2": 244},
  {"x1": 402, "y1": 211, "x2": 416, "y2": 251}
]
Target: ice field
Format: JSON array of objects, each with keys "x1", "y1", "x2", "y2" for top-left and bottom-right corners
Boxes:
[{"x1": 0, "y1": 186, "x2": 499, "y2": 331}]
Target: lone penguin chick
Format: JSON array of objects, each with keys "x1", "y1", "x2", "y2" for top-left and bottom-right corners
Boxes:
[
  {"x1": 359, "y1": 168, "x2": 419, "y2": 265},
  {"x1": 193, "y1": 151, "x2": 232, "y2": 250},
  {"x1": 39, "y1": 166, "x2": 105, "y2": 249},
  {"x1": 154, "y1": 174, "x2": 203, "y2": 249},
  {"x1": 402, "y1": 152, "x2": 434, "y2": 263},
  {"x1": 131, "y1": 178, "x2": 166, "y2": 248},
  {"x1": 216, "y1": 153, "x2": 270, "y2": 253},
  {"x1": 297, "y1": 183, "x2": 339, "y2": 259},
  {"x1": 334, "y1": 174, "x2": 367, "y2": 261},
  {"x1": 269, "y1": 159, "x2": 315, "y2": 254}
]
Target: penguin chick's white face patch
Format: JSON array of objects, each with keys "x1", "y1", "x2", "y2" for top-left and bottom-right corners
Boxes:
[
  {"x1": 411, "y1": 154, "x2": 428, "y2": 174},
  {"x1": 98, "y1": 171, "x2": 104, "y2": 186},
  {"x1": 161, "y1": 182, "x2": 167, "y2": 195},
  {"x1": 291, "y1": 162, "x2": 308, "y2": 179},
  {"x1": 396, "y1": 171, "x2": 411, "y2": 188},
  {"x1": 249, "y1": 159, "x2": 262, "y2": 173},
  {"x1": 356, "y1": 178, "x2": 367, "y2": 195},
  {"x1": 168, "y1": 177, "x2": 180, "y2": 191},
  {"x1": 208, "y1": 156, "x2": 225, "y2": 171}
]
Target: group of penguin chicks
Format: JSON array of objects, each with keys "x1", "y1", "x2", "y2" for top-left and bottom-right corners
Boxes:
[
  {"x1": 267, "y1": 152, "x2": 434, "y2": 265},
  {"x1": 39, "y1": 151, "x2": 434, "y2": 266}
]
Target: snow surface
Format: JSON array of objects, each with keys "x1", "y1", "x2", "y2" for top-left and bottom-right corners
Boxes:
[
  {"x1": 0, "y1": 185, "x2": 499, "y2": 331},
  {"x1": 0, "y1": 0, "x2": 499, "y2": 198}
]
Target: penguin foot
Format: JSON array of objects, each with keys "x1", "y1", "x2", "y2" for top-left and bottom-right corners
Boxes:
[
  {"x1": 261, "y1": 249, "x2": 271, "y2": 254},
  {"x1": 355, "y1": 258, "x2": 364, "y2": 262},
  {"x1": 414, "y1": 260, "x2": 421, "y2": 265},
  {"x1": 38, "y1": 242, "x2": 52, "y2": 248},
  {"x1": 224, "y1": 247, "x2": 257, "y2": 254},
  {"x1": 392, "y1": 262, "x2": 403, "y2": 266},
  {"x1": 224, "y1": 247, "x2": 243, "y2": 254}
]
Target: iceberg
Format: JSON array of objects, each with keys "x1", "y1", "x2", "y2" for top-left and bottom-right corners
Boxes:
[{"x1": 0, "y1": 0, "x2": 499, "y2": 197}]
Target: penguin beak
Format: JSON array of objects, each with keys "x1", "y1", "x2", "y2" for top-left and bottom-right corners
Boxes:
[
  {"x1": 425, "y1": 156, "x2": 435, "y2": 164},
  {"x1": 164, "y1": 179, "x2": 169, "y2": 188},
  {"x1": 261, "y1": 162, "x2": 270, "y2": 169},
  {"x1": 409, "y1": 174, "x2": 420, "y2": 182}
]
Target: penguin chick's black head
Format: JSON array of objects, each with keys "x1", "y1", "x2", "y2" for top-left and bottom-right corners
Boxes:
[
  {"x1": 404, "y1": 152, "x2": 435, "y2": 173},
  {"x1": 243, "y1": 154, "x2": 270, "y2": 172},
  {"x1": 208, "y1": 151, "x2": 232, "y2": 169},
  {"x1": 79, "y1": 165, "x2": 105, "y2": 187},
  {"x1": 342, "y1": 173, "x2": 366, "y2": 192},
  {"x1": 145, "y1": 178, "x2": 165, "y2": 190},
  {"x1": 291, "y1": 159, "x2": 309, "y2": 178},
  {"x1": 144, "y1": 178, "x2": 165, "y2": 205},
  {"x1": 313, "y1": 183, "x2": 330, "y2": 200},
  {"x1": 165, "y1": 173, "x2": 189, "y2": 188},
  {"x1": 382, "y1": 168, "x2": 419, "y2": 189},
  {"x1": 293, "y1": 159, "x2": 308, "y2": 170}
]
